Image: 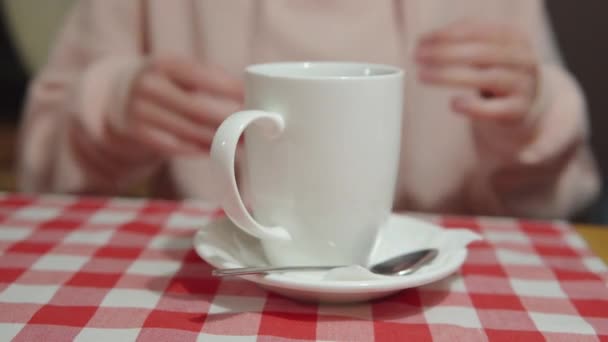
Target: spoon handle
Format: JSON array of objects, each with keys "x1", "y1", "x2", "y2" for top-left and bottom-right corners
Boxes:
[{"x1": 212, "y1": 265, "x2": 345, "y2": 277}]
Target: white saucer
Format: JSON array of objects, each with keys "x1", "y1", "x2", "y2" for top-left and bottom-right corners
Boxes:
[{"x1": 193, "y1": 214, "x2": 482, "y2": 303}]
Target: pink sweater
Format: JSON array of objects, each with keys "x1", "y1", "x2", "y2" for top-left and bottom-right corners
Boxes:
[{"x1": 17, "y1": 0, "x2": 600, "y2": 218}]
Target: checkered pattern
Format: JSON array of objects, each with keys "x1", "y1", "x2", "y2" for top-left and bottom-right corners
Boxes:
[{"x1": 0, "y1": 193, "x2": 606, "y2": 341}]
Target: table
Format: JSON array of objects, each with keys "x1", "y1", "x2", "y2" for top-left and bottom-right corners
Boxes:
[
  {"x1": 0, "y1": 193, "x2": 606, "y2": 341},
  {"x1": 576, "y1": 225, "x2": 608, "y2": 263}
]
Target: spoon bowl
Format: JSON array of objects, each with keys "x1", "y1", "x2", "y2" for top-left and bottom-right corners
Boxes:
[{"x1": 212, "y1": 248, "x2": 439, "y2": 277}]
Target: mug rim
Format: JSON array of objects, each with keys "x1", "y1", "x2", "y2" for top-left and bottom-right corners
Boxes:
[{"x1": 246, "y1": 61, "x2": 404, "y2": 80}]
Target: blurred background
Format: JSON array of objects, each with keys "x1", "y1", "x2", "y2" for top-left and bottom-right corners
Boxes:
[{"x1": 0, "y1": 1, "x2": 606, "y2": 222}]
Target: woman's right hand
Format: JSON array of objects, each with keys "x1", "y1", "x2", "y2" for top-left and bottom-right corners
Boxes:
[{"x1": 117, "y1": 56, "x2": 244, "y2": 156}]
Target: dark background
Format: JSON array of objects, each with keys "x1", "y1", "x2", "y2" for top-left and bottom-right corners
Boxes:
[
  {"x1": 548, "y1": 2, "x2": 608, "y2": 221},
  {"x1": 0, "y1": 3, "x2": 606, "y2": 221},
  {"x1": 550, "y1": 2, "x2": 608, "y2": 170},
  {"x1": 0, "y1": 8, "x2": 26, "y2": 123}
]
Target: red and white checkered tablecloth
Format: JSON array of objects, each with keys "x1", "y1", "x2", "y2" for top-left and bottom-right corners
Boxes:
[{"x1": 0, "y1": 193, "x2": 607, "y2": 341}]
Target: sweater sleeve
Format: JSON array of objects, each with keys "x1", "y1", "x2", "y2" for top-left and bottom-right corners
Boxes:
[
  {"x1": 17, "y1": 0, "x2": 159, "y2": 194},
  {"x1": 467, "y1": 0, "x2": 601, "y2": 218}
]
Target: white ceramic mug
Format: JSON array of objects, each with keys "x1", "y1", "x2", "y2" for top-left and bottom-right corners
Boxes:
[{"x1": 211, "y1": 62, "x2": 403, "y2": 267}]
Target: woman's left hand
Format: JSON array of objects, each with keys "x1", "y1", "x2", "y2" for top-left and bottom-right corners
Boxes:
[{"x1": 415, "y1": 20, "x2": 540, "y2": 124}]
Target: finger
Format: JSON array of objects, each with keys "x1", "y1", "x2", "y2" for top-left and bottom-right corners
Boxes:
[
  {"x1": 200, "y1": 64, "x2": 246, "y2": 101},
  {"x1": 420, "y1": 21, "x2": 526, "y2": 46},
  {"x1": 104, "y1": 119, "x2": 160, "y2": 164},
  {"x1": 419, "y1": 66, "x2": 526, "y2": 95},
  {"x1": 194, "y1": 124, "x2": 217, "y2": 151},
  {"x1": 150, "y1": 56, "x2": 244, "y2": 100},
  {"x1": 192, "y1": 92, "x2": 242, "y2": 127},
  {"x1": 416, "y1": 42, "x2": 536, "y2": 71},
  {"x1": 133, "y1": 125, "x2": 202, "y2": 156},
  {"x1": 134, "y1": 108, "x2": 218, "y2": 153},
  {"x1": 69, "y1": 122, "x2": 126, "y2": 182},
  {"x1": 451, "y1": 94, "x2": 529, "y2": 123},
  {"x1": 138, "y1": 72, "x2": 240, "y2": 127},
  {"x1": 131, "y1": 99, "x2": 211, "y2": 149}
]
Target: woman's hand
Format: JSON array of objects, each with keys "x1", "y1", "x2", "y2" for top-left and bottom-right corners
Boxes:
[
  {"x1": 119, "y1": 55, "x2": 244, "y2": 156},
  {"x1": 415, "y1": 20, "x2": 539, "y2": 124}
]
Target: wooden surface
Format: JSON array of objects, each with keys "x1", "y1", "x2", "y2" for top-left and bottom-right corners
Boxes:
[
  {"x1": 0, "y1": 123, "x2": 16, "y2": 192},
  {"x1": 576, "y1": 225, "x2": 608, "y2": 263}
]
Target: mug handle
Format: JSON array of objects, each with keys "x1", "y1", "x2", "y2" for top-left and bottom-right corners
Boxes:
[{"x1": 210, "y1": 110, "x2": 291, "y2": 241}]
